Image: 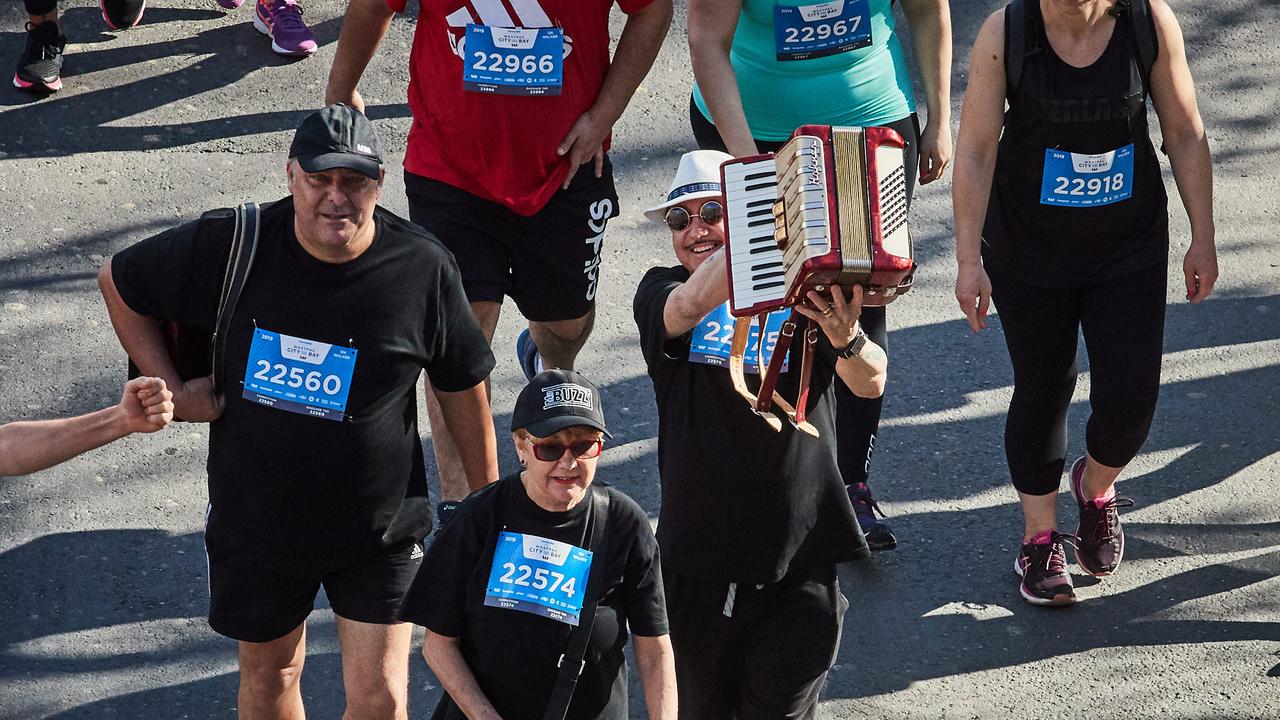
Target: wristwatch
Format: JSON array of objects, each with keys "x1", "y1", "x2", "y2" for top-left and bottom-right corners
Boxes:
[{"x1": 837, "y1": 326, "x2": 869, "y2": 360}]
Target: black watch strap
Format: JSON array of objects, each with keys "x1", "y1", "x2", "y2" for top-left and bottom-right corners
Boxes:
[{"x1": 837, "y1": 327, "x2": 869, "y2": 360}]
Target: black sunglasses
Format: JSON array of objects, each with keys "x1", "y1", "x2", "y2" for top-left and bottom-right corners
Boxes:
[
  {"x1": 531, "y1": 440, "x2": 604, "y2": 462},
  {"x1": 664, "y1": 200, "x2": 724, "y2": 232}
]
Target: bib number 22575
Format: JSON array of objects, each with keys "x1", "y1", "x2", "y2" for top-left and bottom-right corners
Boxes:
[
  {"x1": 463, "y1": 25, "x2": 563, "y2": 96},
  {"x1": 242, "y1": 328, "x2": 357, "y2": 422}
]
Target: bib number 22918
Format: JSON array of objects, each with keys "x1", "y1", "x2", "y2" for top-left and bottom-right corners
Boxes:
[
  {"x1": 463, "y1": 25, "x2": 563, "y2": 96},
  {"x1": 1040, "y1": 144, "x2": 1134, "y2": 207}
]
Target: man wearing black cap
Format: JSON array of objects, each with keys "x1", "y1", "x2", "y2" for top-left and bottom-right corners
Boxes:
[{"x1": 98, "y1": 104, "x2": 500, "y2": 719}]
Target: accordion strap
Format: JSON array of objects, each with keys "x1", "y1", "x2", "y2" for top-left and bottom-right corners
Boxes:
[
  {"x1": 729, "y1": 316, "x2": 783, "y2": 432},
  {"x1": 756, "y1": 312, "x2": 819, "y2": 438}
]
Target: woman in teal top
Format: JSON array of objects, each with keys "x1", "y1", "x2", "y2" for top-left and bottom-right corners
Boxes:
[{"x1": 689, "y1": 0, "x2": 951, "y2": 551}]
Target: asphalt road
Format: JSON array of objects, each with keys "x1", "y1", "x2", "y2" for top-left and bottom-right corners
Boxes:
[{"x1": 1, "y1": 1, "x2": 1278, "y2": 718}]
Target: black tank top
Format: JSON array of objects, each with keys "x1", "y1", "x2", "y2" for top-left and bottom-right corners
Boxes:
[{"x1": 982, "y1": 0, "x2": 1169, "y2": 288}]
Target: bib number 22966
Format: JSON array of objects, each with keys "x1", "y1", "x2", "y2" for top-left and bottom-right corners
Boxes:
[
  {"x1": 463, "y1": 25, "x2": 563, "y2": 96},
  {"x1": 242, "y1": 328, "x2": 357, "y2": 422},
  {"x1": 774, "y1": 0, "x2": 872, "y2": 61},
  {"x1": 1040, "y1": 144, "x2": 1134, "y2": 207}
]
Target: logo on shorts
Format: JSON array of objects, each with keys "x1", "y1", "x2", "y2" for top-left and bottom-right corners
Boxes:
[
  {"x1": 583, "y1": 198, "x2": 612, "y2": 302},
  {"x1": 410, "y1": 543, "x2": 424, "y2": 560},
  {"x1": 542, "y1": 383, "x2": 593, "y2": 410}
]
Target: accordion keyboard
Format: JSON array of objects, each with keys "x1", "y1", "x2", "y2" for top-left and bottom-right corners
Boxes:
[{"x1": 723, "y1": 158, "x2": 787, "y2": 313}]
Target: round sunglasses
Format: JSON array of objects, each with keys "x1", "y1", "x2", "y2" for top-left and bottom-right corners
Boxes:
[{"x1": 664, "y1": 200, "x2": 724, "y2": 232}]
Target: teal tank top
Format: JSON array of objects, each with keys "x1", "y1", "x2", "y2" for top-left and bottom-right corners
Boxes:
[{"x1": 692, "y1": 0, "x2": 917, "y2": 141}]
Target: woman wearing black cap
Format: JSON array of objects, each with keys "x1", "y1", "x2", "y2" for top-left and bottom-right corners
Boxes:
[{"x1": 400, "y1": 369, "x2": 677, "y2": 720}]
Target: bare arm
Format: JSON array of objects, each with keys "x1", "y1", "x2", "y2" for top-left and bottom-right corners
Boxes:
[
  {"x1": 98, "y1": 260, "x2": 225, "y2": 421},
  {"x1": 324, "y1": 0, "x2": 397, "y2": 111},
  {"x1": 633, "y1": 634, "x2": 678, "y2": 720},
  {"x1": 899, "y1": 0, "x2": 953, "y2": 183},
  {"x1": 557, "y1": 0, "x2": 673, "y2": 187},
  {"x1": 431, "y1": 383, "x2": 499, "y2": 493},
  {"x1": 661, "y1": 250, "x2": 729, "y2": 339},
  {"x1": 688, "y1": 0, "x2": 757, "y2": 157},
  {"x1": 0, "y1": 377, "x2": 174, "y2": 476},
  {"x1": 951, "y1": 12, "x2": 1005, "y2": 333},
  {"x1": 794, "y1": 285, "x2": 886, "y2": 398},
  {"x1": 1147, "y1": 0, "x2": 1217, "y2": 303},
  {"x1": 422, "y1": 632, "x2": 503, "y2": 720}
]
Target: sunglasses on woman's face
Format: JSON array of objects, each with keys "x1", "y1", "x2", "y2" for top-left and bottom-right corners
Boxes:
[
  {"x1": 664, "y1": 200, "x2": 724, "y2": 232},
  {"x1": 531, "y1": 439, "x2": 604, "y2": 462}
]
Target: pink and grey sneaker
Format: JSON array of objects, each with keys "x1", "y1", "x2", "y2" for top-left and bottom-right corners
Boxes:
[
  {"x1": 1070, "y1": 456, "x2": 1135, "y2": 577},
  {"x1": 215, "y1": 0, "x2": 244, "y2": 9},
  {"x1": 1014, "y1": 530, "x2": 1077, "y2": 607},
  {"x1": 253, "y1": 0, "x2": 317, "y2": 56},
  {"x1": 13, "y1": 21, "x2": 65, "y2": 93}
]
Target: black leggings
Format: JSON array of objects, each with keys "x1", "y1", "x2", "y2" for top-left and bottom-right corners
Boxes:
[
  {"x1": 690, "y1": 98, "x2": 920, "y2": 485},
  {"x1": 26, "y1": 0, "x2": 57, "y2": 17},
  {"x1": 988, "y1": 262, "x2": 1167, "y2": 496}
]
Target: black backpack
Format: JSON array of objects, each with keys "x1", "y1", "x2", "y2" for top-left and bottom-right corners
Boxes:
[{"x1": 1004, "y1": 0, "x2": 1159, "y2": 98}]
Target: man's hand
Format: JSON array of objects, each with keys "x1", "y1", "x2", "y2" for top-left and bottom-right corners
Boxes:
[
  {"x1": 120, "y1": 377, "x2": 174, "y2": 434},
  {"x1": 327, "y1": 87, "x2": 367, "y2": 114},
  {"x1": 955, "y1": 261, "x2": 992, "y2": 333},
  {"x1": 1183, "y1": 240, "x2": 1218, "y2": 303},
  {"x1": 172, "y1": 375, "x2": 226, "y2": 423},
  {"x1": 556, "y1": 108, "x2": 612, "y2": 189},
  {"x1": 794, "y1": 284, "x2": 866, "y2": 348},
  {"x1": 918, "y1": 120, "x2": 952, "y2": 185}
]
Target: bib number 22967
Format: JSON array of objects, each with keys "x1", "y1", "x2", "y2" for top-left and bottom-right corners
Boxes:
[
  {"x1": 242, "y1": 328, "x2": 357, "y2": 422},
  {"x1": 463, "y1": 25, "x2": 563, "y2": 96},
  {"x1": 1040, "y1": 144, "x2": 1134, "y2": 207},
  {"x1": 774, "y1": 0, "x2": 872, "y2": 61}
]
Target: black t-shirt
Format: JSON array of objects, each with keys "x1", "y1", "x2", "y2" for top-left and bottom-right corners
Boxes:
[
  {"x1": 111, "y1": 197, "x2": 495, "y2": 558},
  {"x1": 401, "y1": 475, "x2": 667, "y2": 720},
  {"x1": 632, "y1": 266, "x2": 866, "y2": 585},
  {"x1": 983, "y1": 1, "x2": 1169, "y2": 287}
]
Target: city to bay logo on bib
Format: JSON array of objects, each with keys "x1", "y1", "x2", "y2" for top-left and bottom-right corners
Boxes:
[
  {"x1": 278, "y1": 334, "x2": 332, "y2": 365},
  {"x1": 542, "y1": 382, "x2": 593, "y2": 410},
  {"x1": 522, "y1": 535, "x2": 573, "y2": 565},
  {"x1": 444, "y1": 0, "x2": 573, "y2": 60}
]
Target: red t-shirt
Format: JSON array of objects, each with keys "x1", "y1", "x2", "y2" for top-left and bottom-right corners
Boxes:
[{"x1": 390, "y1": 0, "x2": 651, "y2": 216}]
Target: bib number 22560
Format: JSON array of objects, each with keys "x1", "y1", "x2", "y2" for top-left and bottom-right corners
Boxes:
[{"x1": 242, "y1": 328, "x2": 357, "y2": 422}]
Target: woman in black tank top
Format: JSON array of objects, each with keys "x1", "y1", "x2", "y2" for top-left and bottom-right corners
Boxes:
[{"x1": 950, "y1": 0, "x2": 1217, "y2": 607}]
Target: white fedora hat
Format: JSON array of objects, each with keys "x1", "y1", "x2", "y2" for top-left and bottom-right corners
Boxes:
[{"x1": 643, "y1": 150, "x2": 734, "y2": 223}]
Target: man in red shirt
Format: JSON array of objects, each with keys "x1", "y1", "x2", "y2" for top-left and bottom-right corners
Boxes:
[{"x1": 326, "y1": 0, "x2": 671, "y2": 510}]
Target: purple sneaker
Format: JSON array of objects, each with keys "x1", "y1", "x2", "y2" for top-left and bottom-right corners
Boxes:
[
  {"x1": 1014, "y1": 530, "x2": 1077, "y2": 607},
  {"x1": 1070, "y1": 456, "x2": 1135, "y2": 577},
  {"x1": 215, "y1": 0, "x2": 245, "y2": 9},
  {"x1": 253, "y1": 0, "x2": 317, "y2": 56}
]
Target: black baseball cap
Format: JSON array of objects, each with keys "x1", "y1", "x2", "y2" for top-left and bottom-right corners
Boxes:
[
  {"x1": 288, "y1": 104, "x2": 384, "y2": 180},
  {"x1": 511, "y1": 369, "x2": 612, "y2": 439}
]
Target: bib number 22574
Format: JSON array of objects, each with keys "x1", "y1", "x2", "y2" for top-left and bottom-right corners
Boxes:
[
  {"x1": 485, "y1": 532, "x2": 592, "y2": 626},
  {"x1": 463, "y1": 25, "x2": 563, "y2": 96}
]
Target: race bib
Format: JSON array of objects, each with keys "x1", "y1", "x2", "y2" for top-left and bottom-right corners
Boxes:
[
  {"x1": 1040, "y1": 144, "x2": 1134, "y2": 207},
  {"x1": 463, "y1": 25, "x2": 564, "y2": 96},
  {"x1": 688, "y1": 303, "x2": 789, "y2": 374},
  {"x1": 484, "y1": 532, "x2": 592, "y2": 626},
  {"x1": 774, "y1": 0, "x2": 872, "y2": 61},
  {"x1": 242, "y1": 328, "x2": 357, "y2": 422}
]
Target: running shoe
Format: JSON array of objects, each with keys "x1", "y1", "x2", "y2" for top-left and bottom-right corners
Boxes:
[
  {"x1": 254, "y1": 0, "x2": 317, "y2": 56},
  {"x1": 848, "y1": 482, "x2": 897, "y2": 551},
  {"x1": 101, "y1": 0, "x2": 146, "y2": 30},
  {"x1": 1070, "y1": 456, "x2": 1135, "y2": 577},
  {"x1": 13, "y1": 21, "x2": 65, "y2": 93},
  {"x1": 215, "y1": 0, "x2": 244, "y2": 9},
  {"x1": 1014, "y1": 530, "x2": 1077, "y2": 606},
  {"x1": 516, "y1": 328, "x2": 541, "y2": 382}
]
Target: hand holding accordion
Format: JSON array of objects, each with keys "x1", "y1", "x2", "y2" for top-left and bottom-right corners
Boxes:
[{"x1": 720, "y1": 125, "x2": 916, "y2": 435}]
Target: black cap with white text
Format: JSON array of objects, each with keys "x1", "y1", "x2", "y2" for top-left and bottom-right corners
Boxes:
[
  {"x1": 511, "y1": 369, "x2": 612, "y2": 439},
  {"x1": 288, "y1": 103, "x2": 384, "y2": 180}
]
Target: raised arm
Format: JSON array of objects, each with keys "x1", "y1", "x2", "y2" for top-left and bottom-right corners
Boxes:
[
  {"x1": 422, "y1": 632, "x2": 504, "y2": 720},
  {"x1": 558, "y1": 0, "x2": 673, "y2": 187},
  {"x1": 633, "y1": 634, "x2": 678, "y2": 720},
  {"x1": 900, "y1": 0, "x2": 953, "y2": 183},
  {"x1": 1147, "y1": 0, "x2": 1216, "y2": 303},
  {"x1": 98, "y1": 260, "x2": 225, "y2": 421},
  {"x1": 430, "y1": 382, "x2": 499, "y2": 493},
  {"x1": 0, "y1": 377, "x2": 173, "y2": 476},
  {"x1": 325, "y1": 0, "x2": 397, "y2": 111},
  {"x1": 661, "y1": 249, "x2": 729, "y2": 339},
  {"x1": 794, "y1": 285, "x2": 887, "y2": 399},
  {"x1": 688, "y1": 0, "x2": 757, "y2": 157},
  {"x1": 951, "y1": 11, "x2": 1005, "y2": 333}
]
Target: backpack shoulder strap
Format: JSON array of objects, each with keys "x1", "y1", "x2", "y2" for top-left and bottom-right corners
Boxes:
[
  {"x1": 1126, "y1": 0, "x2": 1159, "y2": 97},
  {"x1": 542, "y1": 487, "x2": 612, "y2": 720},
  {"x1": 212, "y1": 202, "x2": 260, "y2": 393},
  {"x1": 1004, "y1": 0, "x2": 1027, "y2": 97}
]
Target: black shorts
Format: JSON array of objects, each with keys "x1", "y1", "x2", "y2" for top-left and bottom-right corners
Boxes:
[
  {"x1": 206, "y1": 532, "x2": 423, "y2": 643},
  {"x1": 665, "y1": 563, "x2": 848, "y2": 720},
  {"x1": 404, "y1": 163, "x2": 620, "y2": 323}
]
